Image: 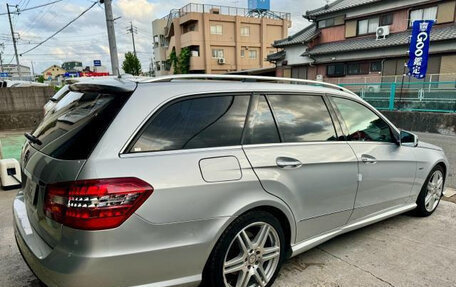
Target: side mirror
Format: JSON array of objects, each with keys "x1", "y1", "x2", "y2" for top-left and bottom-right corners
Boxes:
[{"x1": 400, "y1": 130, "x2": 418, "y2": 147}]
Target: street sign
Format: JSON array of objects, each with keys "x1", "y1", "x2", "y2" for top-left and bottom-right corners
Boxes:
[
  {"x1": 0, "y1": 72, "x2": 9, "y2": 78},
  {"x1": 94, "y1": 60, "x2": 102, "y2": 67},
  {"x1": 408, "y1": 20, "x2": 434, "y2": 79},
  {"x1": 248, "y1": 0, "x2": 270, "y2": 11},
  {"x1": 65, "y1": 72, "x2": 80, "y2": 78}
]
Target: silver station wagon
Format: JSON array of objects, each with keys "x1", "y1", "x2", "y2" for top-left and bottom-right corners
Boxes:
[{"x1": 14, "y1": 75, "x2": 448, "y2": 287}]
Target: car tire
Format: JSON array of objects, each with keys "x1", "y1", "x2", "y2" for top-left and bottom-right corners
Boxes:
[
  {"x1": 202, "y1": 210, "x2": 286, "y2": 287},
  {"x1": 415, "y1": 165, "x2": 445, "y2": 217}
]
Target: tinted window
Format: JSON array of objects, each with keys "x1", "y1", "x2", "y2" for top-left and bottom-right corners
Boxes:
[
  {"x1": 130, "y1": 95, "x2": 249, "y2": 152},
  {"x1": 32, "y1": 91, "x2": 132, "y2": 160},
  {"x1": 267, "y1": 95, "x2": 337, "y2": 142},
  {"x1": 332, "y1": 97, "x2": 393, "y2": 142},
  {"x1": 244, "y1": 96, "x2": 280, "y2": 145}
]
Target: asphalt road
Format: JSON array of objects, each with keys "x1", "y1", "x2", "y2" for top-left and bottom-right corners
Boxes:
[
  {"x1": 415, "y1": 132, "x2": 456, "y2": 188},
  {"x1": 1, "y1": 188, "x2": 456, "y2": 287}
]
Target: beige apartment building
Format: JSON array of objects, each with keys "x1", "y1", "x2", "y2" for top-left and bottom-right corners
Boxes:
[{"x1": 153, "y1": 3, "x2": 291, "y2": 75}]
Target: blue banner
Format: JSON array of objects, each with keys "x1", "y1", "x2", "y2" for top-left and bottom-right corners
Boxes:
[{"x1": 408, "y1": 20, "x2": 434, "y2": 79}]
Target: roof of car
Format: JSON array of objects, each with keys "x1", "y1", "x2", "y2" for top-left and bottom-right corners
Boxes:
[
  {"x1": 68, "y1": 75, "x2": 358, "y2": 100},
  {"x1": 136, "y1": 80, "x2": 356, "y2": 100}
]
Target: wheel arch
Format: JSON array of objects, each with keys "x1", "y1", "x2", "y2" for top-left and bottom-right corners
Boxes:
[{"x1": 204, "y1": 200, "x2": 297, "y2": 267}]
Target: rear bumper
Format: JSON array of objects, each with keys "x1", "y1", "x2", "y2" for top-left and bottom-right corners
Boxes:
[{"x1": 13, "y1": 193, "x2": 228, "y2": 287}]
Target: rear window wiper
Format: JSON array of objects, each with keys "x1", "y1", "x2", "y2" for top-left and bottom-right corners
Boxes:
[{"x1": 24, "y1": 133, "x2": 42, "y2": 145}]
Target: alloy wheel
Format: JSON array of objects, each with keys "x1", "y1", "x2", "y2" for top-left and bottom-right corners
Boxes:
[
  {"x1": 425, "y1": 170, "x2": 444, "y2": 212},
  {"x1": 223, "y1": 222, "x2": 281, "y2": 287}
]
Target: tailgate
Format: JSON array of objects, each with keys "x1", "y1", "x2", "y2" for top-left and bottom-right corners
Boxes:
[{"x1": 21, "y1": 143, "x2": 86, "y2": 248}]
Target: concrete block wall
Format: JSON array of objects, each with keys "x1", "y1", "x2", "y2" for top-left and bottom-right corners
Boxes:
[
  {"x1": 0, "y1": 87, "x2": 54, "y2": 130},
  {"x1": 382, "y1": 111, "x2": 456, "y2": 136}
]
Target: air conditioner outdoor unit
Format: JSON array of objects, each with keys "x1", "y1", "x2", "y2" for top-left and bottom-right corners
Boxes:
[
  {"x1": 366, "y1": 84, "x2": 381, "y2": 93},
  {"x1": 316, "y1": 74, "x2": 324, "y2": 82},
  {"x1": 376, "y1": 26, "x2": 390, "y2": 40},
  {"x1": 217, "y1": 58, "x2": 226, "y2": 65}
]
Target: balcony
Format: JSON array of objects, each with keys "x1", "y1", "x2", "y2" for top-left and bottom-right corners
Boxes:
[
  {"x1": 190, "y1": 56, "x2": 205, "y2": 71},
  {"x1": 181, "y1": 31, "x2": 201, "y2": 47}
]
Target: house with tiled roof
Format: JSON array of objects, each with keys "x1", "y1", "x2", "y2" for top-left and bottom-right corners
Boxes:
[{"x1": 268, "y1": 0, "x2": 456, "y2": 83}]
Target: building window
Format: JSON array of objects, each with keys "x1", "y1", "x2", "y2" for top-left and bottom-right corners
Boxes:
[
  {"x1": 358, "y1": 14, "x2": 392, "y2": 35},
  {"x1": 409, "y1": 7, "x2": 437, "y2": 27},
  {"x1": 249, "y1": 50, "x2": 257, "y2": 59},
  {"x1": 380, "y1": 14, "x2": 393, "y2": 26},
  {"x1": 347, "y1": 63, "x2": 361, "y2": 75},
  {"x1": 212, "y1": 49, "x2": 224, "y2": 59},
  {"x1": 240, "y1": 27, "x2": 250, "y2": 36},
  {"x1": 347, "y1": 63, "x2": 369, "y2": 75},
  {"x1": 318, "y1": 18, "x2": 335, "y2": 28},
  {"x1": 370, "y1": 61, "x2": 382, "y2": 72},
  {"x1": 210, "y1": 24, "x2": 223, "y2": 35},
  {"x1": 358, "y1": 17, "x2": 379, "y2": 35},
  {"x1": 241, "y1": 49, "x2": 245, "y2": 58},
  {"x1": 327, "y1": 63, "x2": 345, "y2": 77}
]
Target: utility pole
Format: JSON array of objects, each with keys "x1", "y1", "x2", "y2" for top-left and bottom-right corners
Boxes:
[
  {"x1": 31, "y1": 61, "x2": 35, "y2": 78},
  {"x1": 6, "y1": 4, "x2": 21, "y2": 80},
  {"x1": 127, "y1": 21, "x2": 138, "y2": 57},
  {"x1": 0, "y1": 43, "x2": 4, "y2": 73},
  {"x1": 102, "y1": 0, "x2": 119, "y2": 76}
]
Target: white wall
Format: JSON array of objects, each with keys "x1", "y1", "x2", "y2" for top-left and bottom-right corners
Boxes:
[{"x1": 284, "y1": 45, "x2": 314, "y2": 66}]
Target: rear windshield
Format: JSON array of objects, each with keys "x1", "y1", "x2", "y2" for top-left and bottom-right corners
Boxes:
[{"x1": 31, "y1": 90, "x2": 132, "y2": 160}]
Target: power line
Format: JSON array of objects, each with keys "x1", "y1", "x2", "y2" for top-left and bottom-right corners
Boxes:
[
  {"x1": 22, "y1": 0, "x2": 60, "y2": 34},
  {"x1": 0, "y1": 0, "x2": 63, "y2": 15},
  {"x1": 20, "y1": 1, "x2": 97, "y2": 56}
]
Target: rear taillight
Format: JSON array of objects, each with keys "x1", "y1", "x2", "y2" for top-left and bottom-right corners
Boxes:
[{"x1": 44, "y1": 178, "x2": 153, "y2": 230}]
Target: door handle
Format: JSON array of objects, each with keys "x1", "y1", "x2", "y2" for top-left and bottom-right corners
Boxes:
[
  {"x1": 361, "y1": 154, "x2": 377, "y2": 164},
  {"x1": 276, "y1": 157, "x2": 302, "y2": 169}
]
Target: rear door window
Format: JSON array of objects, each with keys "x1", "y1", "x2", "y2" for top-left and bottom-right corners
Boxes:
[
  {"x1": 267, "y1": 94, "x2": 338, "y2": 142},
  {"x1": 243, "y1": 96, "x2": 280, "y2": 145},
  {"x1": 129, "y1": 95, "x2": 250, "y2": 153},
  {"x1": 31, "y1": 91, "x2": 132, "y2": 160}
]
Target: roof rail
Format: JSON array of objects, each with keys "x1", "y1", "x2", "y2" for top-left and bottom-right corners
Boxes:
[{"x1": 140, "y1": 74, "x2": 358, "y2": 97}]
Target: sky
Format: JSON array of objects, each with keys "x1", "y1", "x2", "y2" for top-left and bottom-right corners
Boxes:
[{"x1": 0, "y1": 0, "x2": 327, "y2": 74}]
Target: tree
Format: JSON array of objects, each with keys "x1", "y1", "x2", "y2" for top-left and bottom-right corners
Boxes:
[
  {"x1": 122, "y1": 52, "x2": 141, "y2": 75},
  {"x1": 177, "y1": 47, "x2": 191, "y2": 74},
  {"x1": 168, "y1": 47, "x2": 191, "y2": 74},
  {"x1": 169, "y1": 49, "x2": 179, "y2": 74},
  {"x1": 36, "y1": 75, "x2": 45, "y2": 83}
]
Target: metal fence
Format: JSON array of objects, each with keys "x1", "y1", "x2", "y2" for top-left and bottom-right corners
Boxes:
[
  {"x1": 326, "y1": 73, "x2": 456, "y2": 85},
  {"x1": 339, "y1": 81, "x2": 456, "y2": 113}
]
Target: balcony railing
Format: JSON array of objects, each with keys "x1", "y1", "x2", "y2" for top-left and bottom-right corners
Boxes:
[{"x1": 163, "y1": 3, "x2": 291, "y2": 36}]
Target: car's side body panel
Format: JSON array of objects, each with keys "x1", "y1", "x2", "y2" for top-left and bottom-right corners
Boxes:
[
  {"x1": 346, "y1": 142, "x2": 417, "y2": 222},
  {"x1": 243, "y1": 142, "x2": 359, "y2": 242}
]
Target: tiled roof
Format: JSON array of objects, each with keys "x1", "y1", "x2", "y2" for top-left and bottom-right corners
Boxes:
[
  {"x1": 305, "y1": 0, "x2": 382, "y2": 18},
  {"x1": 304, "y1": 24, "x2": 456, "y2": 56},
  {"x1": 273, "y1": 24, "x2": 319, "y2": 48},
  {"x1": 266, "y1": 50, "x2": 286, "y2": 61}
]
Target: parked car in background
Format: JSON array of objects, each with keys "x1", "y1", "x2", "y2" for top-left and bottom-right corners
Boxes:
[{"x1": 14, "y1": 75, "x2": 448, "y2": 287}]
